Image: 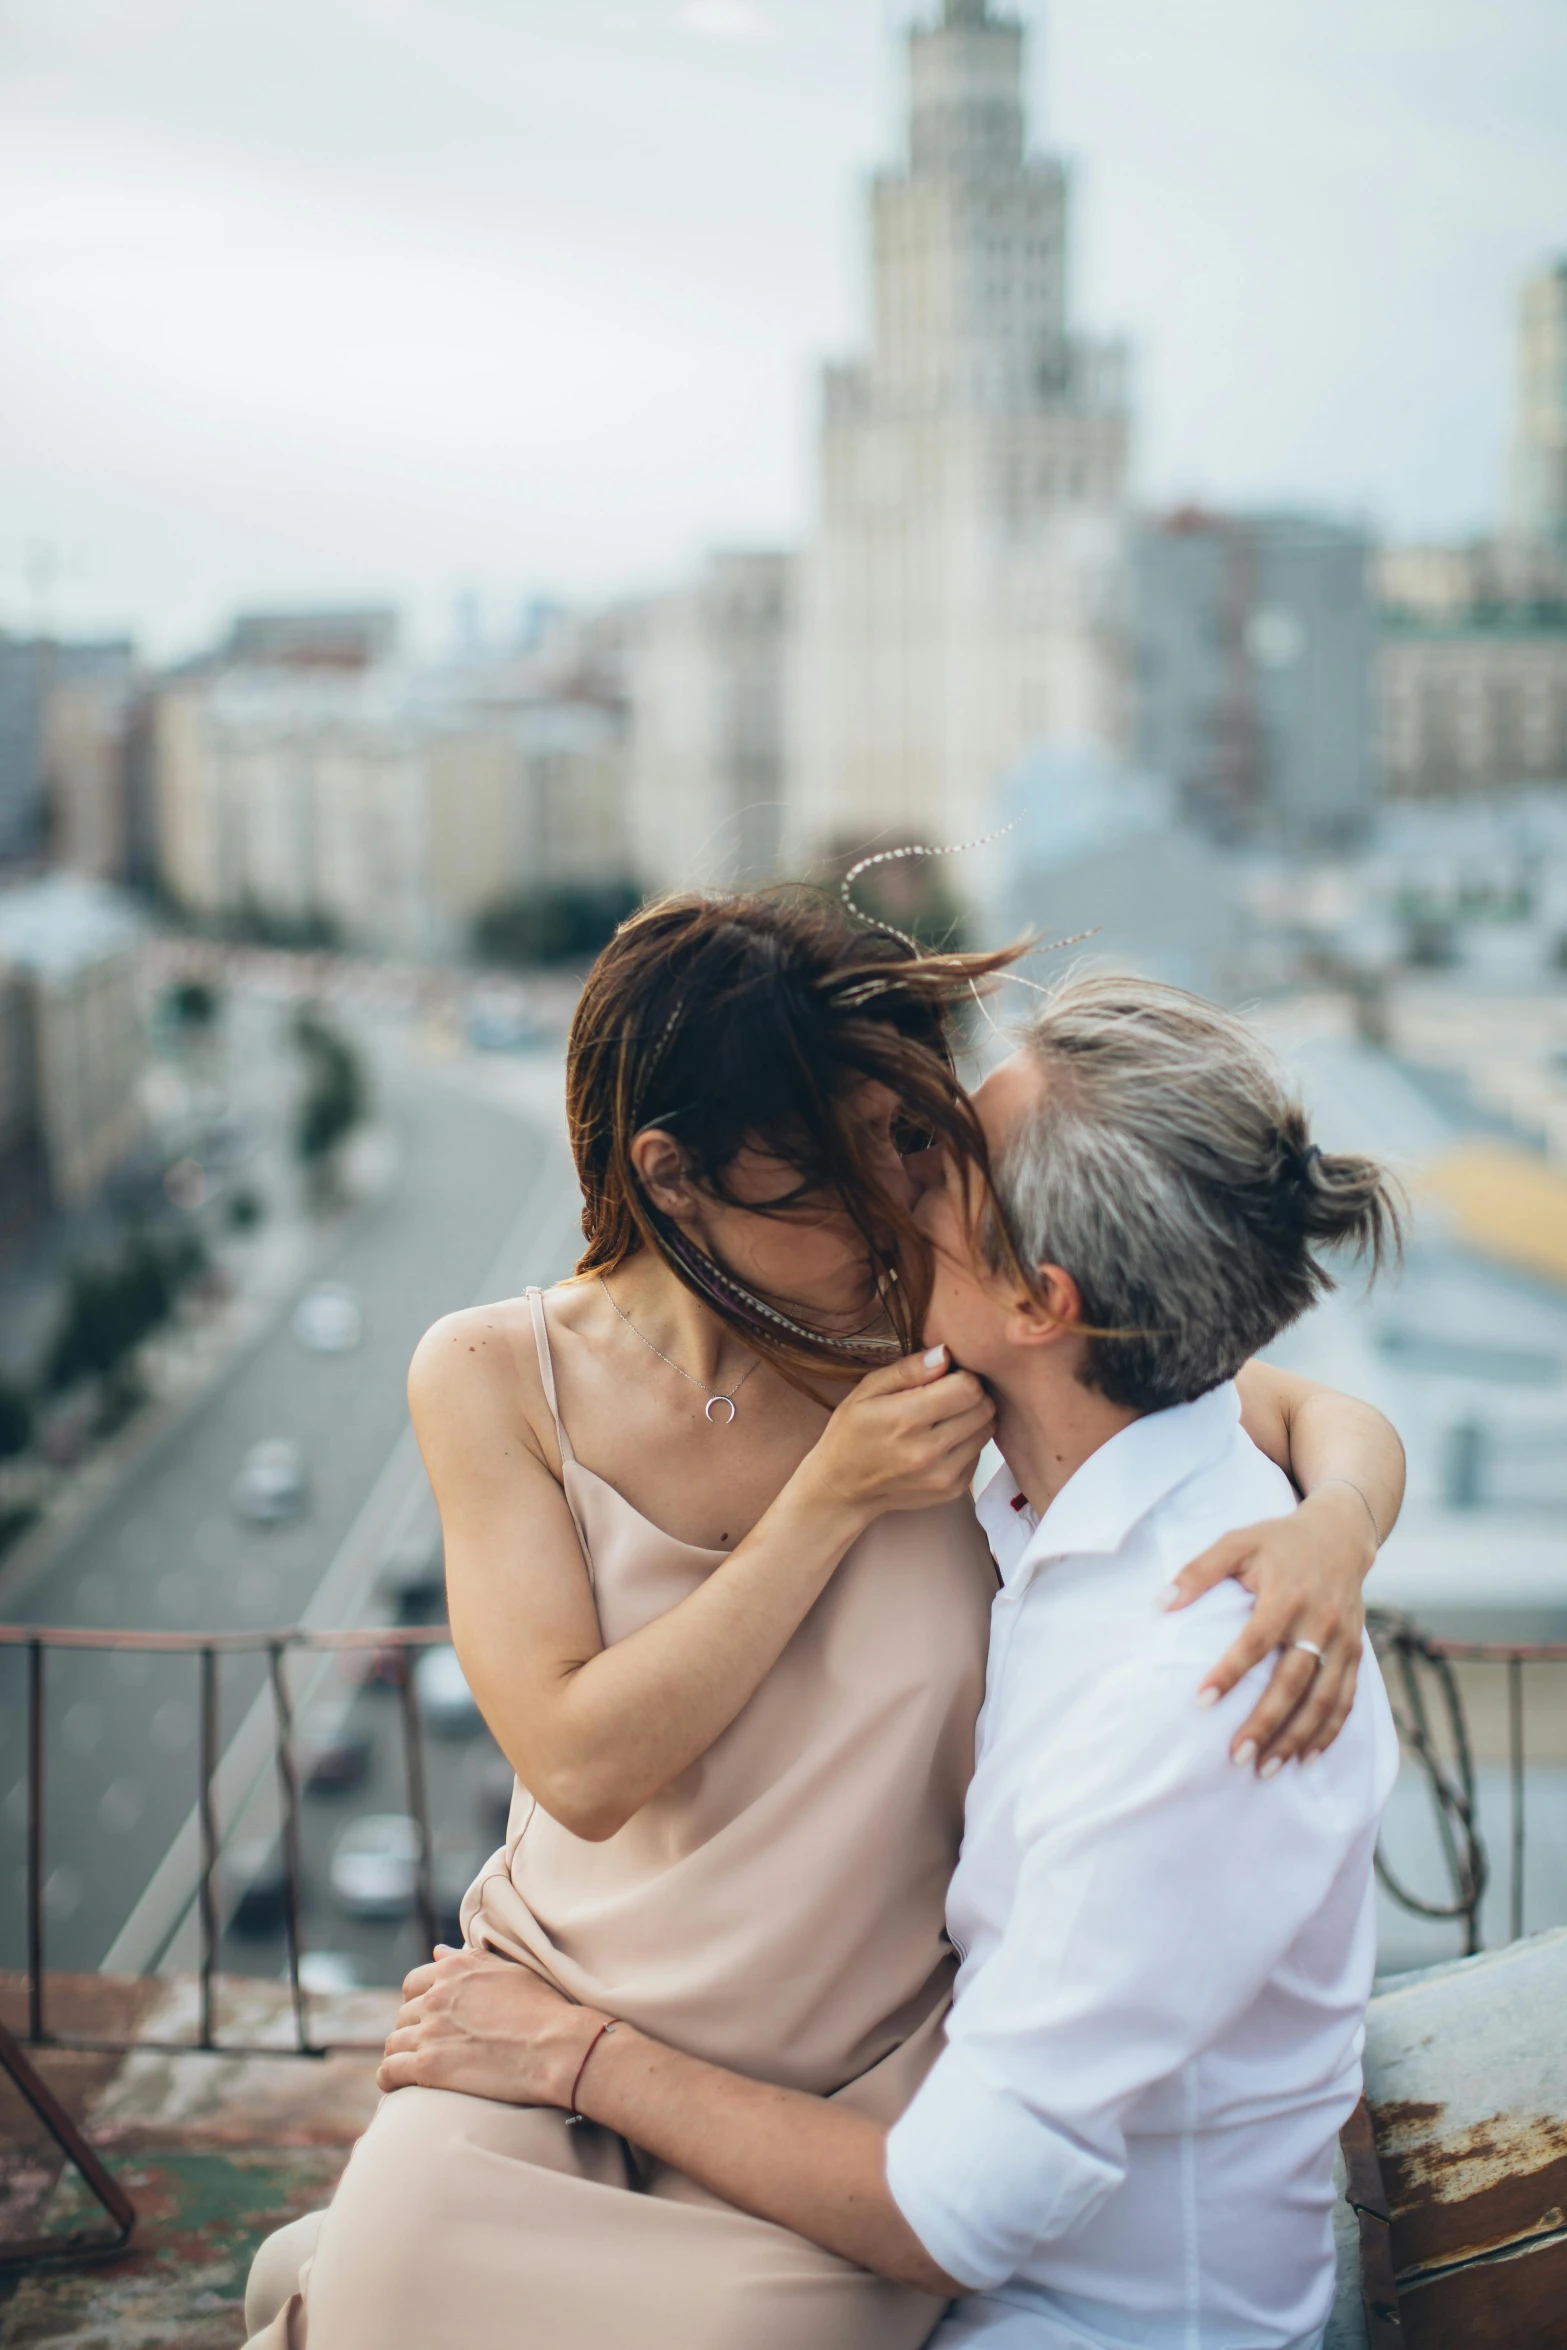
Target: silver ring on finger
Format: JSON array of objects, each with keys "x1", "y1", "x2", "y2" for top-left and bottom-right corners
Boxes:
[{"x1": 1292, "y1": 1639, "x2": 1325, "y2": 1668}]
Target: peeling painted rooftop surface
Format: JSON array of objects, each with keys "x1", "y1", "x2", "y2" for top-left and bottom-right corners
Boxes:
[
  {"x1": 1365, "y1": 1926, "x2": 1567, "y2": 2346},
  {"x1": 5, "y1": 1936, "x2": 1566, "y2": 2347},
  {"x1": 0, "y1": 1971, "x2": 391, "y2": 2349}
]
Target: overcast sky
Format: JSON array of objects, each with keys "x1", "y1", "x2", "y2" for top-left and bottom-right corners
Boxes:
[{"x1": 2, "y1": 0, "x2": 1563, "y2": 659}]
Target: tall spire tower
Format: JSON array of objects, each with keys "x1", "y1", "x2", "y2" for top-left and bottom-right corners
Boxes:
[
  {"x1": 1509, "y1": 260, "x2": 1567, "y2": 558},
  {"x1": 788, "y1": 2, "x2": 1130, "y2": 868}
]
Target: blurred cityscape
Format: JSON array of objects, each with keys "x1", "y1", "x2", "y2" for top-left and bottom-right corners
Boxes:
[{"x1": 2, "y1": 0, "x2": 1565, "y2": 1995}]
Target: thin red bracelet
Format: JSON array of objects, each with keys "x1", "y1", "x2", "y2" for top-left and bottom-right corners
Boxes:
[{"x1": 567, "y1": 2018, "x2": 617, "y2": 2123}]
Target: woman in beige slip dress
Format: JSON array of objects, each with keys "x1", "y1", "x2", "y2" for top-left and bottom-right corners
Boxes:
[{"x1": 245, "y1": 894, "x2": 1405, "y2": 2350}]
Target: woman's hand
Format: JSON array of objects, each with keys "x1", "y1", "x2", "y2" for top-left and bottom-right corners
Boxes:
[
  {"x1": 378, "y1": 1946, "x2": 607, "y2": 2108},
  {"x1": 1165, "y1": 1482, "x2": 1378, "y2": 1773},
  {"x1": 800, "y1": 1347, "x2": 995, "y2": 1522}
]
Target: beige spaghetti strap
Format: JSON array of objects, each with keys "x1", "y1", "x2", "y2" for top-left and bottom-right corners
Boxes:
[
  {"x1": 528, "y1": 1287, "x2": 591, "y2": 1567},
  {"x1": 526, "y1": 1286, "x2": 576, "y2": 1463}
]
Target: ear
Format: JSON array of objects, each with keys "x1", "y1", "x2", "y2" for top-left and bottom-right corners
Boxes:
[
  {"x1": 902, "y1": 1143, "x2": 946, "y2": 1199},
  {"x1": 1001, "y1": 1263, "x2": 1084, "y2": 1350},
  {"x1": 629, "y1": 1127, "x2": 694, "y2": 1219}
]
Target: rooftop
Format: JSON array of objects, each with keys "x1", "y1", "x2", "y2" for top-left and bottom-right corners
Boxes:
[
  {"x1": 0, "y1": 876, "x2": 145, "y2": 982},
  {"x1": 0, "y1": 1971, "x2": 390, "y2": 2349},
  {"x1": 1380, "y1": 601, "x2": 1567, "y2": 637},
  {"x1": 8, "y1": 1934, "x2": 1567, "y2": 2348}
]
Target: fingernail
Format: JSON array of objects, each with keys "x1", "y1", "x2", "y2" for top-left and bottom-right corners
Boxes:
[
  {"x1": 1259, "y1": 1755, "x2": 1283, "y2": 1781},
  {"x1": 1232, "y1": 1740, "x2": 1257, "y2": 1771},
  {"x1": 923, "y1": 1345, "x2": 947, "y2": 1369},
  {"x1": 1156, "y1": 1583, "x2": 1180, "y2": 1612},
  {"x1": 1195, "y1": 1684, "x2": 1219, "y2": 1710},
  {"x1": 1301, "y1": 1748, "x2": 1320, "y2": 1769}
]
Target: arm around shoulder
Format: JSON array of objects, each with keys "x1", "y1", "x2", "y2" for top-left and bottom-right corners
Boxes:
[
  {"x1": 1182, "y1": 1362, "x2": 1405, "y2": 1769},
  {"x1": 1234, "y1": 1359, "x2": 1404, "y2": 1541}
]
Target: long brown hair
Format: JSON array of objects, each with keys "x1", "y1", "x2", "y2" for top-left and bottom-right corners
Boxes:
[{"x1": 566, "y1": 890, "x2": 1018, "y2": 1372}]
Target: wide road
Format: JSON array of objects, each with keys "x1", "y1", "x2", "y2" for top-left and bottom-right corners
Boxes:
[{"x1": 0, "y1": 1022, "x2": 582, "y2": 1974}]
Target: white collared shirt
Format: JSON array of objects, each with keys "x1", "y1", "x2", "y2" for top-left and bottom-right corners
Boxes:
[{"x1": 885, "y1": 1384, "x2": 1399, "y2": 2350}]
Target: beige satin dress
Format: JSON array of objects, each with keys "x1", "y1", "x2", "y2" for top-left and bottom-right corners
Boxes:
[{"x1": 246, "y1": 1286, "x2": 995, "y2": 2350}]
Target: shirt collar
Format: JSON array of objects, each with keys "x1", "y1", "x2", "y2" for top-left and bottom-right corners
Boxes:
[
  {"x1": 978, "y1": 1382, "x2": 1242, "y2": 1592},
  {"x1": 975, "y1": 1457, "x2": 1039, "y2": 1585}
]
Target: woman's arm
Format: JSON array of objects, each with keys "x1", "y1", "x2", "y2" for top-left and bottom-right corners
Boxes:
[
  {"x1": 1170, "y1": 1361, "x2": 1406, "y2": 1773},
  {"x1": 377, "y1": 1949, "x2": 944, "y2": 2290},
  {"x1": 1235, "y1": 1360, "x2": 1404, "y2": 1547},
  {"x1": 413, "y1": 1321, "x2": 992, "y2": 1841}
]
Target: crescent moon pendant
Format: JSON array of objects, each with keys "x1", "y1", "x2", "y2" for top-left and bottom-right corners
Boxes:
[{"x1": 705, "y1": 1394, "x2": 737, "y2": 1426}]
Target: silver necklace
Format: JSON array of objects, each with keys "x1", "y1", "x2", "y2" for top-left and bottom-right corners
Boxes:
[
  {"x1": 599, "y1": 1275, "x2": 762, "y2": 1426},
  {"x1": 655, "y1": 1218, "x2": 902, "y2": 1365}
]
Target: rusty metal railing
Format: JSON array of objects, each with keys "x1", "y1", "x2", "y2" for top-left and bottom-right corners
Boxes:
[
  {"x1": 1368, "y1": 1610, "x2": 1567, "y2": 1957},
  {"x1": 3, "y1": 1611, "x2": 1564, "y2": 2283},
  {"x1": 1, "y1": 1620, "x2": 457, "y2": 2269},
  {"x1": 7, "y1": 1615, "x2": 1566, "y2": 2044},
  {"x1": 0, "y1": 1621, "x2": 452, "y2": 2062},
  {"x1": 6, "y1": 1616, "x2": 1559, "y2": 2039}
]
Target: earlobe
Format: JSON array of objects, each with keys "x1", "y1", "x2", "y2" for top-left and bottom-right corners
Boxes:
[
  {"x1": 1005, "y1": 1295, "x2": 1062, "y2": 1349},
  {"x1": 1007, "y1": 1264, "x2": 1083, "y2": 1348}
]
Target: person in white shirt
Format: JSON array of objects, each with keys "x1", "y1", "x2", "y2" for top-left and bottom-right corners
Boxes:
[
  {"x1": 378, "y1": 972, "x2": 1404, "y2": 2350},
  {"x1": 886, "y1": 1386, "x2": 1397, "y2": 2350}
]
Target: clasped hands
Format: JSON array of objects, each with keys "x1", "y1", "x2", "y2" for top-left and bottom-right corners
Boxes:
[{"x1": 378, "y1": 1944, "x2": 611, "y2": 2108}]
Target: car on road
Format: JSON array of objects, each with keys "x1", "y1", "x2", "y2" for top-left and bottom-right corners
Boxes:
[
  {"x1": 294, "y1": 1950, "x2": 361, "y2": 1994},
  {"x1": 330, "y1": 1813, "x2": 423, "y2": 1920},
  {"x1": 380, "y1": 1536, "x2": 446, "y2": 1625},
  {"x1": 477, "y1": 1751, "x2": 517, "y2": 1842},
  {"x1": 292, "y1": 1282, "x2": 362, "y2": 1353},
  {"x1": 231, "y1": 1439, "x2": 308, "y2": 1524},
  {"x1": 466, "y1": 991, "x2": 548, "y2": 1054},
  {"x1": 345, "y1": 1640, "x2": 409, "y2": 1692},
  {"x1": 435, "y1": 1849, "x2": 484, "y2": 1946},
  {"x1": 300, "y1": 1726, "x2": 374, "y2": 1795},
  {"x1": 416, "y1": 1644, "x2": 482, "y2": 1736},
  {"x1": 226, "y1": 1839, "x2": 290, "y2": 1934}
]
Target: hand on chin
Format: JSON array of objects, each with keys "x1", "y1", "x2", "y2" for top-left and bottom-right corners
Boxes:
[{"x1": 377, "y1": 1944, "x2": 605, "y2": 2108}]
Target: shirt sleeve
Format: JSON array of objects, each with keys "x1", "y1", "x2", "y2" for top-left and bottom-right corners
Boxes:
[{"x1": 884, "y1": 1647, "x2": 1375, "y2": 2293}]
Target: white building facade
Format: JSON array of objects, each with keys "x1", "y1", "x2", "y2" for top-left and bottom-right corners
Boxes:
[
  {"x1": 628, "y1": 552, "x2": 795, "y2": 894},
  {"x1": 0, "y1": 875, "x2": 147, "y2": 1217},
  {"x1": 1378, "y1": 619, "x2": 1567, "y2": 801},
  {"x1": 153, "y1": 667, "x2": 632, "y2": 956},
  {"x1": 787, "y1": 0, "x2": 1131, "y2": 871},
  {"x1": 1375, "y1": 259, "x2": 1567, "y2": 805},
  {"x1": 155, "y1": 671, "x2": 432, "y2": 953},
  {"x1": 1509, "y1": 259, "x2": 1567, "y2": 560}
]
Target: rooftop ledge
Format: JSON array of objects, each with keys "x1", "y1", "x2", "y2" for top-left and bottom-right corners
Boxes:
[
  {"x1": 5, "y1": 1933, "x2": 1567, "y2": 2348},
  {"x1": 0, "y1": 1970, "x2": 394, "y2": 2348}
]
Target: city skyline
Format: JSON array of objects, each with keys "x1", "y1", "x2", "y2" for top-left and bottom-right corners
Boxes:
[{"x1": 2, "y1": 0, "x2": 1564, "y2": 658}]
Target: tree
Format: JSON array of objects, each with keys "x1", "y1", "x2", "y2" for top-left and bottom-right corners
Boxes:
[
  {"x1": 227, "y1": 1186, "x2": 265, "y2": 1231},
  {"x1": 473, "y1": 884, "x2": 642, "y2": 969},
  {"x1": 46, "y1": 1230, "x2": 209, "y2": 1401},
  {"x1": 226, "y1": 900, "x2": 342, "y2": 952},
  {"x1": 824, "y1": 844, "x2": 969, "y2": 953},
  {"x1": 292, "y1": 1007, "x2": 368, "y2": 1176},
  {"x1": 48, "y1": 1264, "x2": 142, "y2": 1393},
  {"x1": 166, "y1": 977, "x2": 222, "y2": 1030},
  {"x1": 0, "y1": 1382, "x2": 32, "y2": 1461}
]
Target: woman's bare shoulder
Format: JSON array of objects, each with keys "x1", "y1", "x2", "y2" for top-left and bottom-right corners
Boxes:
[{"x1": 407, "y1": 1293, "x2": 556, "y2": 1468}]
